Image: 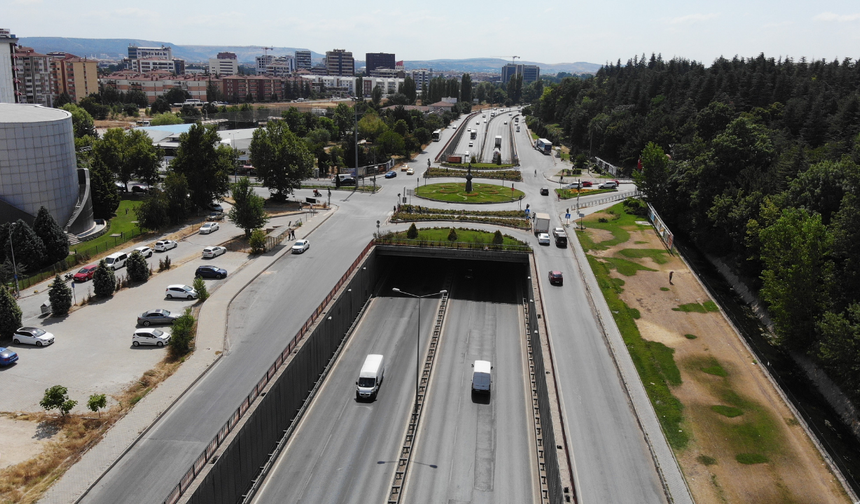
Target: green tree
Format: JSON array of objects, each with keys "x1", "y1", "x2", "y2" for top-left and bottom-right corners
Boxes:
[
  {"x1": 447, "y1": 228, "x2": 458, "y2": 241},
  {"x1": 134, "y1": 190, "x2": 170, "y2": 230},
  {"x1": 377, "y1": 130, "x2": 405, "y2": 157},
  {"x1": 249, "y1": 120, "x2": 314, "y2": 202},
  {"x1": 150, "y1": 112, "x2": 184, "y2": 126},
  {"x1": 634, "y1": 142, "x2": 671, "y2": 210},
  {"x1": 402, "y1": 76, "x2": 417, "y2": 104},
  {"x1": 249, "y1": 228, "x2": 267, "y2": 254},
  {"x1": 407, "y1": 223, "x2": 418, "y2": 239},
  {"x1": 9, "y1": 220, "x2": 45, "y2": 272},
  {"x1": 460, "y1": 73, "x2": 473, "y2": 104},
  {"x1": 92, "y1": 128, "x2": 162, "y2": 187},
  {"x1": 88, "y1": 163, "x2": 121, "y2": 219},
  {"x1": 126, "y1": 251, "x2": 150, "y2": 282},
  {"x1": 168, "y1": 308, "x2": 195, "y2": 358},
  {"x1": 759, "y1": 208, "x2": 833, "y2": 350},
  {"x1": 92, "y1": 260, "x2": 117, "y2": 298},
  {"x1": 332, "y1": 103, "x2": 353, "y2": 139},
  {"x1": 492, "y1": 230, "x2": 504, "y2": 246},
  {"x1": 33, "y1": 206, "x2": 69, "y2": 265},
  {"x1": 87, "y1": 393, "x2": 107, "y2": 418},
  {"x1": 163, "y1": 87, "x2": 190, "y2": 105},
  {"x1": 171, "y1": 123, "x2": 234, "y2": 210},
  {"x1": 371, "y1": 85, "x2": 383, "y2": 106},
  {"x1": 48, "y1": 275, "x2": 72, "y2": 316},
  {"x1": 40, "y1": 385, "x2": 77, "y2": 419},
  {"x1": 228, "y1": 177, "x2": 269, "y2": 238},
  {"x1": 162, "y1": 172, "x2": 191, "y2": 224},
  {"x1": 192, "y1": 276, "x2": 209, "y2": 301},
  {"x1": 150, "y1": 96, "x2": 171, "y2": 115},
  {"x1": 0, "y1": 286, "x2": 22, "y2": 339},
  {"x1": 60, "y1": 103, "x2": 96, "y2": 138}
]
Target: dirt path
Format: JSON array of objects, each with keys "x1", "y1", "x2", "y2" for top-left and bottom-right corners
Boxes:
[{"x1": 583, "y1": 212, "x2": 850, "y2": 503}]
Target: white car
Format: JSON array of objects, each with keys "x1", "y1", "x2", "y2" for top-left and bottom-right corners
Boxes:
[
  {"x1": 12, "y1": 327, "x2": 54, "y2": 347},
  {"x1": 155, "y1": 240, "x2": 178, "y2": 252},
  {"x1": 598, "y1": 180, "x2": 618, "y2": 189},
  {"x1": 133, "y1": 246, "x2": 153, "y2": 258},
  {"x1": 292, "y1": 239, "x2": 310, "y2": 254},
  {"x1": 203, "y1": 246, "x2": 227, "y2": 258},
  {"x1": 165, "y1": 284, "x2": 198, "y2": 299},
  {"x1": 537, "y1": 233, "x2": 551, "y2": 246},
  {"x1": 200, "y1": 222, "x2": 219, "y2": 234},
  {"x1": 132, "y1": 328, "x2": 171, "y2": 347},
  {"x1": 406, "y1": 167, "x2": 414, "y2": 175}
]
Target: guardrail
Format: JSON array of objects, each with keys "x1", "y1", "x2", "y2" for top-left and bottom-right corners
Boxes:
[
  {"x1": 164, "y1": 239, "x2": 376, "y2": 504},
  {"x1": 373, "y1": 238, "x2": 531, "y2": 252}
]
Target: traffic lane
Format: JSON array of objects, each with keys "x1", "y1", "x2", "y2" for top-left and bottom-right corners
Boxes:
[
  {"x1": 80, "y1": 199, "x2": 383, "y2": 503},
  {"x1": 0, "y1": 251, "x2": 245, "y2": 413},
  {"x1": 534, "y1": 237, "x2": 667, "y2": 502},
  {"x1": 252, "y1": 295, "x2": 442, "y2": 504},
  {"x1": 407, "y1": 266, "x2": 537, "y2": 504}
]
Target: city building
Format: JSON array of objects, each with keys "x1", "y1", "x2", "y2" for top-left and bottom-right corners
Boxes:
[
  {"x1": 366, "y1": 52, "x2": 395, "y2": 73},
  {"x1": 410, "y1": 69, "x2": 433, "y2": 96},
  {"x1": 51, "y1": 53, "x2": 98, "y2": 103},
  {"x1": 125, "y1": 44, "x2": 184, "y2": 75},
  {"x1": 13, "y1": 47, "x2": 54, "y2": 107},
  {"x1": 295, "y1": 50, "x2": 312, "y2": 70},
  {"x1": 0, "y1": 103, "x2": 93, "y2": 234},
  {"x1": 220, "y1": 75, "x2": 279, "y2": 102},
  {"x1": 0, "y1": 29, "x2": 19, "y2": 103},
  {"x1": 325, "y1": 49, "x2": 354, "y2": 77},
  {"x1": 209, "y1": 52, "x2": 238, "y2": 77},
  {"x1": 257, "y1": 54, "x2": 294, "y2": 76},
  {"x1": 100, "y1": 71, "x2": 210, "y2": 104},
  {"x1": 501, "y1": 63, "x2": 540, "y2": 84}
]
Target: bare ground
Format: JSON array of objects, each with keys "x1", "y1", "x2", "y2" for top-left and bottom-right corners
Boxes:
[{"x1": 585, "y1": 218, "x2": 850, "y2": 503}]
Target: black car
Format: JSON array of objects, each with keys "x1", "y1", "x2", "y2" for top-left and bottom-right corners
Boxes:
[
  {"x1": 195, "y1": 265, "x2": 228, "y2": 279},
  {"x1": 540, "y1": 188, "x2": 549, "y2": 196}
]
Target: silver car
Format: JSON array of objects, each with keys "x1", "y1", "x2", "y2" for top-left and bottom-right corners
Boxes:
[
  {"x1": 132, "y1": 328, "x2": 171, "y2": 347},
  {"x1": 12, "y1": 327, "x2": 55, "y2": 347}
]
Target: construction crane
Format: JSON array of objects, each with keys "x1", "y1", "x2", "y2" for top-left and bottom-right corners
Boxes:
[
  {"x1": 494, "y1": 56, "x2": 520, "y2": 65},
  {"x1": 260, "y1": 46, "x2": 274, "y2": 58}
]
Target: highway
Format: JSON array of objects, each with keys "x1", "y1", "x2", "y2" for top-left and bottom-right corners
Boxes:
[{"x1": 79, "y1": 114, "x2": 669, "y2": 504}]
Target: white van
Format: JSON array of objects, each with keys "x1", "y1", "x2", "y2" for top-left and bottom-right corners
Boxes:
[
  {"x1": 471, "y1": 360, "x2": 492, "y2": 394},
  {"x1": 356, "y1": 354, "x2": 385, "y2": 401},
  {"x1": 104, "y1": 252, "x2": 128, "y2": 270}
]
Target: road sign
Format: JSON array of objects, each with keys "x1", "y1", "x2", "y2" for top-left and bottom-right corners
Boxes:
[{"x1": 565, "y1": 213, "x2": 571, "y2": 220}]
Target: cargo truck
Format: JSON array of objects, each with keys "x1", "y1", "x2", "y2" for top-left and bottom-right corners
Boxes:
[{"x1": 534, "y1": 212, "x2": 551, "y2": 234}]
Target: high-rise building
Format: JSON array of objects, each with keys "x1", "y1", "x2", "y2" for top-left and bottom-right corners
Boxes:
[
  {"x1": 325, "y1": 49, "x2": 354, "y2": 77},
  {"x1": 209, "y1": 52, "x2": 238, "y2": 77},
  {"x1": 295, "y1": 50, "x2": 312, "y2": 70},
  {"x1": 501, "y1": 63, "x2": 540, "y2": 84},
  {"x1": 126, "y1": 44, "x2": 182, "y2": 74},
  {"x1": 51, "y1": 53, "x2": 98, "y2": 103},
  {"x1": 13, "y1": 47, "x2": 54, "y2": 106},
  {"x1": 366, "y1": 52, "x2": 395, "y2": 73},
  {"x1": 411, "y1": 69, "x2": 432, "y2": 95},
  {"x1": 0, "y1": 28, "x2": 19, "y2": 103}
]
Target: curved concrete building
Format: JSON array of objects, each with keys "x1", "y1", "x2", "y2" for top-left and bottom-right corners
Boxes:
[{"x1": 0, "y1": 103, "x2": 90, "y2": 232}]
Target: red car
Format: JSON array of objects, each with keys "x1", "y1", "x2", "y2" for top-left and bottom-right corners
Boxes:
[
  {"x1": 548, "y1": 270, "x2": 564, "y2": 286},
  {"x1": 73, "y1": 264, "x2": 98, "y2": 282},
  {"x1": 581, "y1": 181, "x2": 593, "y2": 187}
]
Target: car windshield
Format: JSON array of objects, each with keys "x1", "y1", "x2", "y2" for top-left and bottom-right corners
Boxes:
[
  {"x1": 358, "y1": 377, "x2": 376, "y2": 387},
  {"x1": 78, "y1": 267, "x2": 91, "y2": 273},
  {"x1": 150, "y1": 330, "x2": 163, "y2": 337}
]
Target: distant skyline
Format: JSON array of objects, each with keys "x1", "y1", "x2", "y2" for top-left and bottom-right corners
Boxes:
[{"x1": 6, "y1": 0, "x2": 859, "y2": 66}]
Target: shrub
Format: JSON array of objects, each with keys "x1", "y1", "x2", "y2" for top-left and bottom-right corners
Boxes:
[
  {"x1": 88, "y1": 393, "x2": 107, "y2": 418},
  {"x1": 447, "y1": 228, "x2": 458, "y2": 241},
  {"x1": 192, "y1": 276, "x2": 209, "y2": 301},
  {"x1": 158, "y1": 255, "x2": 172, "y2": 272},
  {"x1": 492, "y1": 230, "x2": 504, "y2": 246},
  {"x1": 168, "y1": 308, "x2": 196, "y2": 358},
  {"x1": 40, "y1": 385, "x2": 77, "y2": 419},
  {"x1": 48, "y1": 274, "x2": 72, "y2": 316},
  {"x1": 126, "y1": 251, "x2": 150, "y2": 282},
  {"x1": 407, "y1": 223, "x2": 418, "y2": 239},
  {"x1": 92, "y1": 260, "x2": 116, "y2": 298},
  {"x1": 249, "y1": 229, "x2": 267, "y2": 254}
]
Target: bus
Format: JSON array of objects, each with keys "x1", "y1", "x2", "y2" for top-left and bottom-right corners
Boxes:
[
  {"x1": 536, "y1": 138, "x2": 552, "y2": 155},
  {"x1": 432, "y1": 129, "x2": 442, "y2": 142}
]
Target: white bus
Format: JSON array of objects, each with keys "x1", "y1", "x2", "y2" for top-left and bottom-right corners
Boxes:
[{"x1": 432, "y1": 129, "x2": 442, "y2": 142}]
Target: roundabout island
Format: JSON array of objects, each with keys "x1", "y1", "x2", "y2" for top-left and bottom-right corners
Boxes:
[{"x1": 414, "y1": 182, "x2": 525, "y2": 204}]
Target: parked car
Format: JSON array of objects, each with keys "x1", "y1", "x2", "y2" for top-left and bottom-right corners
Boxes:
[
  {"x1": 155, "y1": 240, "x2": 178, "y2": 252},
  {"x1": 406, "y1": 167, "x2": 414, "y2": 175},
  {"x1": 200, "y1": 222, "x2": 219, "y2": 234},
  {"x1": 165, "y1": 285, "x2": 198, "y2": 300},
  {"x1": 130, "y1": 183, "x2": 150, "y2": 193},
  {"x1": 385, "y1": 170, "x2": 397, "y2": 179},
  {"x1": 563, "y1": 182, "x2": 582, "y2": 190},
  {"x1": 208, "y1": 202, "x2": 224, "y2": 212},
  {"x1": 598, "y1": 180, "x2": 618, "y2": 189},
  {"x1": 202, "y1": 246, "x2": 227, "y2": 258},
  {"x1": 292, "y1": 239, "x2": 310, "y2": 254},
  {"x1": 132, "y1": 328, "x2": 171, "y2": 347},
  {"x1": 208, "y1": 211, "x2": 224, "y2": 221},
  {"x1": 0, "y1": 347, "x2": 18, "y2": 366},
  {"x1": 104, "y1": 252, "x2": 128, "y2": 270},
  {"x1": 548, "y1": 270, "x2": 564, "y2": 286},
  {"x1": 537, "y1": 233, "x2": 551, "y2": 245},
  {"x1": 581, "y1": 181, "x2": 593, "y2": 187},
  {"x1": 133, "y1": 246, "x2": 153, "y2": 258},
  {"x1": 73, "y1": 264, "x2": 98, "y2": 282},
  {"x1": 540, "y1": 188, "x2": 549, "y2": 196},
  {"x1": 12, "y1": 327, "x2": 55, "y2": 347},
  {"x1": 195, "y1": 265, "x2": 227, "y2": 279},
  {"x1": 137, "y1": 309, "x2": 180, "y2": 326}
]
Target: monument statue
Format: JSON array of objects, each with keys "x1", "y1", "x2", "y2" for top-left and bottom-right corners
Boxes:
[{"x1": 465, "y1": 163, "x2": 473, "y2": 193}]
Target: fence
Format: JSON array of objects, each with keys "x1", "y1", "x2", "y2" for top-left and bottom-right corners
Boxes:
[
  {"x1": 166, "y1": 239, "x2": 376, "y2": 504},
  {"x1": 71, "y1": 227, "x2": 146, "y2": 260},
  {"x1": 373, "y1": 237, "x2": 532, "y2": 253},
  {"x1": 647, "y1": 202, "x2": 674, "y2": 252},
  {"x1": 570, "y1": 189, "x2": 641, "y2": 213},
  {"x1": 594, "y1": 157, "x2": 622, "y2": 177}
]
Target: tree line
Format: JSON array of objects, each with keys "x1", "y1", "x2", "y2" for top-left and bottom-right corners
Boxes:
[{"x1": 531, "y1": 52, "x2": 860, "y2": 403}]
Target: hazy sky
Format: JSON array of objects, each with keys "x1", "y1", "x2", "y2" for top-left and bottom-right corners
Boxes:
[{"x1": 7, "y1": 0, "x2": 860, "y2": 65}]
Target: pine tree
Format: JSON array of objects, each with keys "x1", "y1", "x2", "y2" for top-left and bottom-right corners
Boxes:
[
  {"x1": 0, "y1": 285, "x2": 22, "y2": 339},
  {"x1": 9, "y1": 220, "x2": 46, "y2": 272},
  {"x1": 92, "y1": 260, "x2": 116, "y2": 298},
  {"x1": 126, "y1": 251, "x2": 150, "y2": 282},
  {"x1": 48, "y1": 274, "x2": 72, "y2": 316},
  {"x1": 33, "y1": 207, "x2": 70, "y2": 265}
]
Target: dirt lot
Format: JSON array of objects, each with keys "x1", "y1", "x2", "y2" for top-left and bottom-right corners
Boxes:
[{"x1": 584, "y1": 211, "x2": 850, "y2": 503}]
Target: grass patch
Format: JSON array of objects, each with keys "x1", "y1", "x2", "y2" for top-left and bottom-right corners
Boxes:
[
  {"x1": 673, "y1": 301, "x2": 719, "y2": 313},
  {"x1": 617, "y1": 248, "x2": 670, "y2": 265},
  {"x1": 684, "y1": 333, "x2": 698, "y2": 339},
  {"x1": 701, "y1": 364, "x2": 728, "y2": 377},
  {"x1": 711, "y1": 405, "x2": 744, "y2": 418},
  {"x1": 415, "y1": 182, "x2": 525, "y2": 203},
  {"x1": 735, "y1": 453, "x2": 769, "y2": 465},
  {"x1": 660, "y1": 287, "x2": 670, "y2": 291},
  {"x1": 602, "y1": 257, "x2": 657, "y2": 276},
  {"x1": 703, "y1": 300, "x2": 719, "y2": 312},
  {"x1": 697, "y1": 455, "x2": 718, "y2": 466},
  {"x1": 586, "y1": 254, "x2": 687, "y2": 449}
]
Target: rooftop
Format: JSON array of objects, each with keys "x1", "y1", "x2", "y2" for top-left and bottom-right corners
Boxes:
[{"x1": 0, "y1": 103, "x2": 71, "y2": 123}]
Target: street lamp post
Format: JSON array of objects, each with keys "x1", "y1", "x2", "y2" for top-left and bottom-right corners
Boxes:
[
  {"x1": 392, "y1": 288, "x2": 447, "y2": 412},
  {"x1": 8, "y1": 224, "x2": 19, "y2": 297}
]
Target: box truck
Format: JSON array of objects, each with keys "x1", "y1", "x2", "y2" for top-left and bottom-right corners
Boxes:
[
  {"x1": 356, "y1": 354, "x2": 385, "y2": 401},
  {"x1": 534, "y1": 212, "x2": 551, "y2": 234}
]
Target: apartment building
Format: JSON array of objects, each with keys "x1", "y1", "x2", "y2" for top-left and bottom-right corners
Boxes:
[
  {"x1": 220, "y1": 75, "x2": 279, "y2": 102},
  {"x1": 325, "y1": 49, "x2": 354, "y2": 77},
  {"x1": 13, "y1": 47, "x2": 53, "y2": 106},
  {"x1": 257, "y1": 54, "x2": 294, "y2": 76},
  {"x1": 0, "y1": 29, "x2": 19, "y2": 103},
  {"x1": 100, "y1": 71, "x2": 209, "y2": 104},
  {"x1": 126, "y1": 44, "x2": 184, "y2": 75},
  {"x1": 52, "y1": 53, "x2": 98, "y2": 103},
  {"x1": 295, "y1": 50, "x2": 312, "y2": 70},
  {"x1": 209, "y1": 52, "x2": 238, "y2": 77}
]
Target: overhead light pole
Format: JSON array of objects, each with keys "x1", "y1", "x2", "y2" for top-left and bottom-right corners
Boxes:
[
  {"x1": 8, "y1": 223, "x2": 19, "y2": 297},
  {"x1": 392, "y1": 287, "x2": 447, "y2": 412}
]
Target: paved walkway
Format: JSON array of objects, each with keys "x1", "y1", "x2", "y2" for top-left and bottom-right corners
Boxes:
[{"x1": 41, "y1": 208, "x2": 336, "y2": 504}]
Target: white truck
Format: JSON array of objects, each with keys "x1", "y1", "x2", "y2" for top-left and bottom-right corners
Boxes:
[
  {"x1": 494, "y1": 135, "x2": 502, "y2": 149},
  {"x1": 534, "y1": 212, "x2": 551, "y2": 235},
  {"x1": 356, "y1": 354, "x2": 385, "y2": 401},
  {"x1": 471, "y1": 360, "x2": 492, "y2": 394}
]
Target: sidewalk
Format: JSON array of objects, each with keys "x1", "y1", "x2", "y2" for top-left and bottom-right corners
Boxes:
[{"x1": 41, "y1": 207, "x2": 337, "y2": 504}]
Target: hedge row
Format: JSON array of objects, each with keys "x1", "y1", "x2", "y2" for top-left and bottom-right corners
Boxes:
[{"x1": 426, "y1": 168, "x2": 522, "y2": 181}]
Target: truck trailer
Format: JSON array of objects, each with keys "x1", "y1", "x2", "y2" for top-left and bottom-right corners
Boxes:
[{"x1": 534, "y1": 212, "x2": 551, "y2": 234}]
